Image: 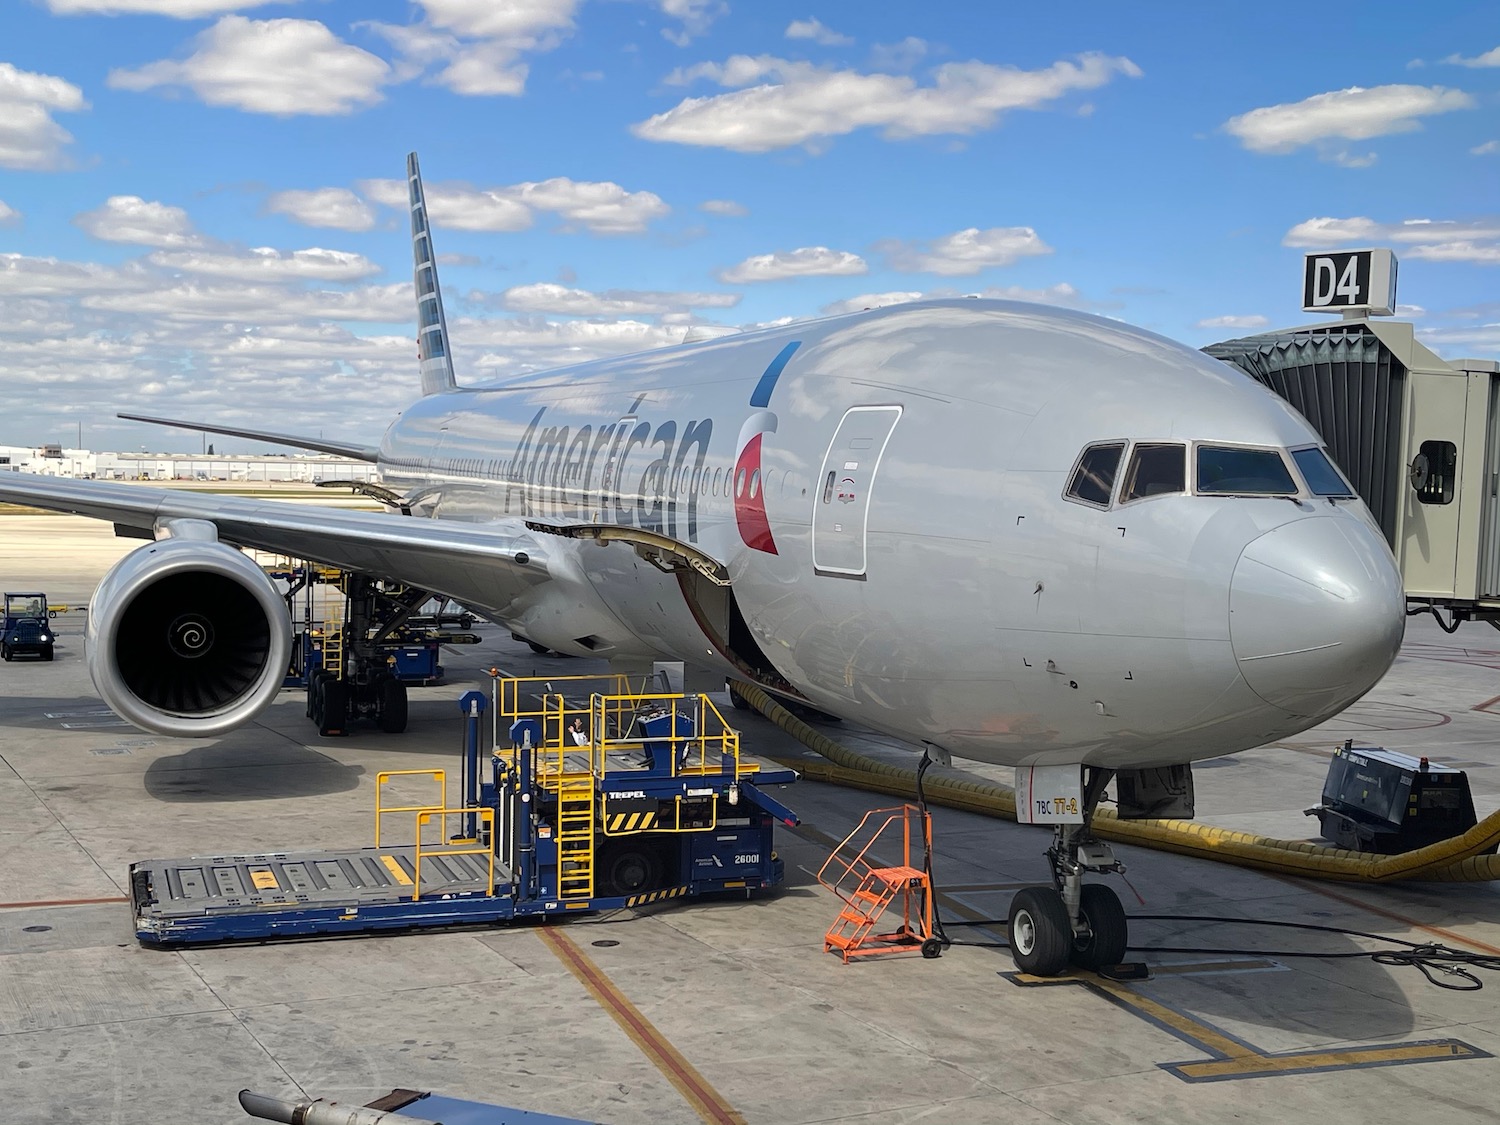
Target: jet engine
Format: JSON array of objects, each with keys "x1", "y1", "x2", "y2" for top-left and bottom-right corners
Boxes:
[{"x1": 87, "y1": 524, "x2": 291, "y2": 737}]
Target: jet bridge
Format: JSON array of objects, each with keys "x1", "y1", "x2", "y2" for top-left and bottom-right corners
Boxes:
[{"x1": 1205, "y1": 317, "x2": 1500, "y2": 621}]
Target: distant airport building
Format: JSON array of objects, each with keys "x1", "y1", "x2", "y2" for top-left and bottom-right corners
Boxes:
[{"x1": 0, "y1": 445, "x2": 380, "y2": 483}]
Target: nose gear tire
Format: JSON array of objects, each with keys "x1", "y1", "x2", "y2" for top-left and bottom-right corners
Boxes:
[
  {"x1": 1070, "y1": 883, "x2": 1128, "y2": 971},
  {"x1": 1008, "y1": 886, "x2": 1071, "y2": 976}
]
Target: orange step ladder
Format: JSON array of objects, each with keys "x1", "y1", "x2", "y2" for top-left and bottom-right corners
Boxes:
[{"x1": 817, "y1": 804, "x2": 940, "y2": 963}]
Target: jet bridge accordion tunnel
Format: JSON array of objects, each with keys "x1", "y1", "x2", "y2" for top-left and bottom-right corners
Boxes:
[
  {"x1": 1202, "y1": 320, "x2": 1500, "y2": 618},
  {"x1": 731, "y1": 682, "x2": 1500, "y2": 884}
]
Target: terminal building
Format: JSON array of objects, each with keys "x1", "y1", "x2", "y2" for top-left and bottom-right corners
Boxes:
[{"x1": 0, "y1": 444, "x2": 380, "y2": 483}]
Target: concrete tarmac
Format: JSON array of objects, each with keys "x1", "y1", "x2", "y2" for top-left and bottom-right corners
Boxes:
[{"x1": 3, "y1": 514, "x2": 1500, "y2": 1124}]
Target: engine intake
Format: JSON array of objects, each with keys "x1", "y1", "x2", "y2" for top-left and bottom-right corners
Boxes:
[{"x1": 88, "y1": 535, "x2": 292, "y2": 737}]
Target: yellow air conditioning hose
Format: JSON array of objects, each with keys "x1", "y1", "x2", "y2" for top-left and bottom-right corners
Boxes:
[{"x1": 731, "y1": 682, "x2": 1500, "y2": 884}]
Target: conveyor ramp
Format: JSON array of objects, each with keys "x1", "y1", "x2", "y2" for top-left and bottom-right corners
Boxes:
[{"x1": 132, "y1": 847, "x2": 514, "y2": 944}]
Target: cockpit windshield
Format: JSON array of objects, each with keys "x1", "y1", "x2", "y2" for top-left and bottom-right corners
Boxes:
[
  {"x1": 1291, "y1": 447, "x2": 1356, "y2": 498},
  {"x1": 1196, "y1": 446, "x2": 1297, "y2": 496}
]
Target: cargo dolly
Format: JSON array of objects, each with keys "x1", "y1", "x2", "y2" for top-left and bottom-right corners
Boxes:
[{"x1": 130, "y1": 675, "x2": 798, "y2": 945}]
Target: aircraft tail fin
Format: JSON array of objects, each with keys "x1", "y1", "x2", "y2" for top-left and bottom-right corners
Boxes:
[{"x1": 408, "y1": 152, "x2": 458, "y2": 397}]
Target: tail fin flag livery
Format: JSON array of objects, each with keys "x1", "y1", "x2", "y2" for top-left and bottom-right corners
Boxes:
[{"x1": 409, "y1": 152, "x2": 458, "y2": 398}]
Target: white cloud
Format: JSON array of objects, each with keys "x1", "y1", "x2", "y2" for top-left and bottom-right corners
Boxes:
[
  {"x1": 0, "y1": 63, "x2": 88, "y2": 171},
  {"x1": 361, "y1": 177, "x2": 532, "y2": 232},
  {"x1": 978, "y1": 282, "x2": 1088, "y2": 307},
  {"x1": 512, "y1": 179, "x2": 670, "y2": 234},
  {"x1": 660, "y1": 0, "x2": 726, "y2": 47},
  {"x1": 879, "y1": 226, "x2": 1052, "y2": 275},
  {"x1": 869, "y1": 38, "x2": 928, "y2": 73},
  {"x1": 700, "y1": 199, "x2": 747, "y2": 217},
  {"x1": 786, "y1": 18, "x2": 852, "y2": 47},
  {"x1": 148, "y1": 247, "x2": 382, "y2": 282},
  {"x1": 1223, "y1": 84, "x2": 1475, "y2": 161},
  {"x1": 1195, "y1": 314, "x2": 1270, "y2": 330},
  {"x1": 1396, "y1": 304, "x2": 1426, "y2": 317},
  {"x1": 419, "y1": 0, "x2": 576, "y2": 39},
  {"x1": 1404, "y1": 242, "x2": 1500, "y2": 264},
  {"x1": 363, "y1": 0, "x2": 576, "y2": 96},
  {"x1": 458, "y1": 316, "x2": 690, "y2": 376},
  {"x1": 1283, "y1": 215, "x2": 1500, "y2": 264},
  {"x1": 718, "y1": 246, "x2": 868, "y2": 283},
  {"x1": 1473, "y1": 140, "x2": 1500, "y2": 155},
  {"x1": 46, "y1": 0, "x2": 291, "y2": 14},
  {"x1": 1284, "y1": 216, "x2": 1500, "y2": 245},
  {"x1": 109, "y1": 16, "x2": 391, "y2": 116},
  {"x1": 0, "y1": 200, "x2": 19, "y2": 226},
  {"x1": 81, "y1": 281, "x2": 412, "y2": 322},
  {"x1": 266, "y1": 187, "x2": 377, "y2": 231},
  {"x1": 0, "y1": 254, "x2": 155, "y2": 298},
  {"x1": 821, "y1": 282, "x2": 1089, "y2": 316},
  {"x1": 1417, "y1": 321, "x2": 1500, "y2": 359},
  {"x1": 501, "y1": 282, "x2": 739, "y2": 316},
  {"x1": 361, "y1": 175, "x2": 669, "y2": 235},
  {"x1": 73, "y1": 196, "x2": 205, "y2": 248},
  {"x1": 822, "y1": 291, "x2": 924, "y2": 315},
  {"x1": 1443, "y1": 46, "x2": 1500, "y2": 68},
  {"x1": 635, "y1": 52, "x2": 1141, "y2": 152}
]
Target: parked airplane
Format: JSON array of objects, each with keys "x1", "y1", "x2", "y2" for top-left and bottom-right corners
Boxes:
[{"x1": 0, "y1": 155, "x2": 1405, "y2": 974}]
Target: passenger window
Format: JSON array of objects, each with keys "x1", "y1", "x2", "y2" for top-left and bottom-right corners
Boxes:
[
  {"x1": 1411, "y1": 440, "x2": 1456, "y2": 505},
  {"x1": 1196, "y1": 446, "x2": 1297, "y2": 495},
  {"x1": 1291, "y1": 447, "x2": 1355, "y2": 498},
  {"x1": 1122, "y1": 444, "x2": 1185, "y2": 502},
  {"x1": 1066, "y1": 443, "x2": 1125, "y2": 507}
]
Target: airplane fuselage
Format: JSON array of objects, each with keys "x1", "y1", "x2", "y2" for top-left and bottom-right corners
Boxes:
[{"x1": 377, "y1": 299, "x2": 1405, "y2": 771}]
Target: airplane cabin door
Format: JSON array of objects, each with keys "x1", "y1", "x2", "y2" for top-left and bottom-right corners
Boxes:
[{"x1": 812, "y1": 405, "x2": 903, "y2": 576}]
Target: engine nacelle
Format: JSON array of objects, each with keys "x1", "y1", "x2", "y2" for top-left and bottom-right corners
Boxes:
[{"x1": 87, "y1": 533, "x2": 292, "y2": 738}]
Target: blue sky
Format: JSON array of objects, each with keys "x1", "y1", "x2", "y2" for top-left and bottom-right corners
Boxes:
[{"x1": 0, "y1": 0, "x2": 1496, "y2": 452}]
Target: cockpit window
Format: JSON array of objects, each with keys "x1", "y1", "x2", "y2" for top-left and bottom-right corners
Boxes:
[
  {"x1": 1196, "y1": 446, "x2": 1298, "y2": 495},
  {"x1": 1066, "y1": 442, "x2": 1125, "y2": 507},
  {"x1": 1291, "y1": 447, "x2": 1355, "y2": 498},
  {"x1": 1122, "y1": 444, "x2": 1186, "y2": 502}
]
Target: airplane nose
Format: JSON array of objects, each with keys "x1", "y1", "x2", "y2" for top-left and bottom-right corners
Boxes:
[{"x1": 1229, "y1": 516, "x2": 1405, "y2": 719}]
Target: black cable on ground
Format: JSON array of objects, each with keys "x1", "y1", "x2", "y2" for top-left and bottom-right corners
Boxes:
[
  {"x1": 934, "y1": 912, "x2": 1500, "y2": 990},
  {"x1": 914, "y1": 751, "x2": 952, "y2": 949}
]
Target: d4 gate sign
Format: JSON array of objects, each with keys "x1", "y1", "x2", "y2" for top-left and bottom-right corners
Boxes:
[{"x1": 1302, "y1": 249, "x2": 1398, "y2": 316}]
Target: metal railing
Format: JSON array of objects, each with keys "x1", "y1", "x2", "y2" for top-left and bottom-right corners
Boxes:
[
  {"x1": 413, "y1": 807, "x2": 496, "y2": 902},
  {"x1": 375, "y1": 769, "x2": 447, "y2": 847},
  {"x1": 490, "y1": 671, "x2": 652, "y2": 755},
  {"x1": 816, "y1": 804, "x2": 930, "y2": 908}
]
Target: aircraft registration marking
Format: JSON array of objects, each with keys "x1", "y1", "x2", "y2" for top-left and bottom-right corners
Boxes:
[{"x1": 1005, "y1": 968, "x2": 1489, "y2": 1082}]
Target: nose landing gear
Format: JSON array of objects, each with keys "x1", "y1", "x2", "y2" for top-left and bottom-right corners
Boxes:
[{"x1": 1007, "y1": 768, "x2": 1128, "y2": 976}]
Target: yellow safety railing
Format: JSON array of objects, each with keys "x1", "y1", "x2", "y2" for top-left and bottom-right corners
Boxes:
[
  {"x1": 489, "y1": 671, "x2": 652, "y2": 758},
  {"x1": 413, "y1": 807, "x2": 496, "y2": 902},
  {"x1": 586, "y1": 691, "x2": 744, "y2": 778},
  {"x1": 375, "y1": 769, "x2": 447, "y2": 847}
]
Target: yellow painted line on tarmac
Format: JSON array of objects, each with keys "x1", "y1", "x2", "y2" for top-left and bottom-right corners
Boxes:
[
  {"x1": 1009, "y1": 968, "x2": 1490, "y2": 1082},
  {"x1": 1168, "y1": 1040, "x2": 1484, "y2": 1082},
  {"x1": 538, "y1": 926, "x2": 746, "y2": 1125}
]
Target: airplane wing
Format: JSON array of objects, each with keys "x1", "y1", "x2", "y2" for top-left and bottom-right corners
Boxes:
[
  {"x1": 119, "y1": 412, "x2": 381, "y2": 463},
  {"x1": 0, "y1": 473, "x2": 549, "y2": 612}
]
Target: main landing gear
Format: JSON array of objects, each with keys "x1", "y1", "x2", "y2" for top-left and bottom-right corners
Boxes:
[{"x1": 1007, "y1": 768, "x2": 1129, "y2": 976}]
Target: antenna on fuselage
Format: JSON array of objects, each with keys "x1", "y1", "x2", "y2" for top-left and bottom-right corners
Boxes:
[{"x1": 408, "y1": 152, "x2": 459, "y2": 397}]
